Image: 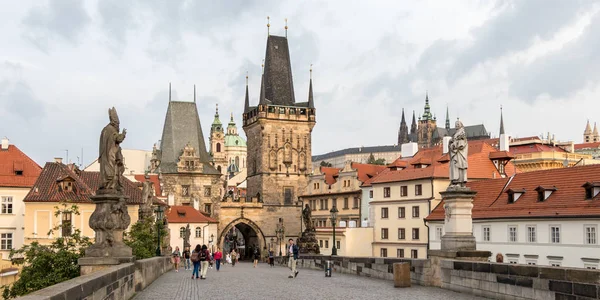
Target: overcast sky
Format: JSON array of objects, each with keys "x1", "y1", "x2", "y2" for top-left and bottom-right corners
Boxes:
[{"x1": 2, "y1": 0, "x2": 600, "y2": 166}]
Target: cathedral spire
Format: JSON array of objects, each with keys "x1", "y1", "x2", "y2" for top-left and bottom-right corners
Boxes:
[
  {"x1": 244, "y1": 74, "x2": 250, "y2": 113},
  {"x1": 398, "y1": 108, "x2": 409, "y2": 145},
  {"x1": 585, "y1": 120, "x2": 592, "y2": 134},
  {"x1": 410, "y1": 110, "x2": 417, "y2": 136},
  {"x1": 499, "y1": 106, "x2": 505, "y2": 136},
  {"x1": 193, "y1": 84, "x2": 196, "y2": 103},
  {"x1": 307, "y1": 64, "x2": 314, "y2": 108},
  {"x1": 445, "y1": 105, "x2": 450, "y2": 131},
  {"x1": 422, "y1": 92, "x2": 432, "y2": 121},
  {"x1": 169, "y1": 82, "x2": 171, "y2": 102},
  {"x1": 594, "y1": 122, "x2": 599, "y2": 137}
]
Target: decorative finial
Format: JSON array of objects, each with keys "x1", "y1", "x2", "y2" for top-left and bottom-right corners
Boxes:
[
  {"x1": 193, "y1": 84, "x2": 196, "y2": 103},
  {"x1": 216, "y1": 103, "x2": 219, "y2": 115},
  {"x1": 261, "y1": 59, "x2": 265, "y2": 74},
  {"x1": 310, "y1": 64, "x2": 313, "y2": 80},
  {"x1": 285, "y1": 18, "x2": 288, "y2": 37},
  {"x1": 267, "y1": 16, "x2": 270, "y2": 36},
  {"x1": 245, "y1": 71, "x2": 248, "y2": 85},
  {"x1": 169, "y1": 82, "x2": 171, "y2": 102}
]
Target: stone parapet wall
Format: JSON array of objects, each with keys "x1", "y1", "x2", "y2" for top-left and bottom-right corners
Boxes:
[
  {"x1": 15, "y1": 257, "x2": 172, "y2": 300},
  {"x1": 441, "y1": 259, "x2": 600, "y2": 300}
]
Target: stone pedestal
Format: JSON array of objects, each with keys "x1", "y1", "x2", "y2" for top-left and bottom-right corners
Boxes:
[
  {"x1": 440, "y1": 187, "x2": 477, "y2": 251},
  {"x1": 79, "y1": 193, "x2": 134, "y2": 275},
  {"x1": 297, "y1": 231, "x2": 320, "y2": 254},
  {"x1": 393, "y1": 263, "x2": 411, "y2": 288}
]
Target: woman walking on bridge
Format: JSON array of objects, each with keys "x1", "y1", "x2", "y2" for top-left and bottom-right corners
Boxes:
[{"x1": 191, "y1": 244, "x2": 201, "y2": 279}]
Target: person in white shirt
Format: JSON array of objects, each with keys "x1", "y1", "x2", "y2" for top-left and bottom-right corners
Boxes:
[{"x1": 287, "y1": 238, "x2": 299, "y2": 278}]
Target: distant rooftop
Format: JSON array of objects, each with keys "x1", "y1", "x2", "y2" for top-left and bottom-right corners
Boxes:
[{"x1": 312, "y1": 145, "x2": 401, "y2": 161}]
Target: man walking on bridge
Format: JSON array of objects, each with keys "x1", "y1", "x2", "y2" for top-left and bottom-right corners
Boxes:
[{"x1": 288, "y1": 239, "x2": 299, "y2": 278}]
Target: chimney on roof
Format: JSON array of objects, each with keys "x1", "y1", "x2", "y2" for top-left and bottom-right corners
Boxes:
[
  {"x1": 54, "y1": 157, "x2": 63, "y2": 164},
  {"x1": 401, "y1": 142, "x2": 418, "y2": 158},
  {"x1": 1, "y1": 137, "x2": 8, "y2": 150},
  {"x1": 499, "y1": 133, "x2": 509, "y2": 152},
  {"x1": 442, "y1": 136, "x2": 452, "y2": 154}
]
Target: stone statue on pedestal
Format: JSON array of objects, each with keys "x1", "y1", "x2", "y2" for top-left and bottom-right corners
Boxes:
[
  {"x1": 79, "y1": 108, "x2": 133, "y2": 274},
  {"x1": 297, "y1": 204, "x2": 319, "y2": 254},
  {"x1": 302, "y1": 204, "x2": 314, "y2": 232},
  {"x1": 449, "y1": 119, "x2": 468, "y2": 189},
  {"x1": 139, "y1": 174, "x2": 154, "y2": 220},
  {"x1": 183, "y1": 224, "x2": 191, "y2": 249}
]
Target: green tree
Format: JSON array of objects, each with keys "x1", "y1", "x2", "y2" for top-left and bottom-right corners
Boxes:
[
  {"x1": 124, "y1": 216, "x2": 168, "y2": 260},
  {"x1": 366, "y1": 153, "x2": 386, "y2": 165},
  {"x1": 320, "y1": 161, "x2": 332, "y2": 167},
  {"x1": 2, "y1": 202, "x2": 92, "y2": 299}
]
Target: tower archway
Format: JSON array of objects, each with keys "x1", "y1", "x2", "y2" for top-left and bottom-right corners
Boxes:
[{"x1": 219, "y1": 218, "x2": 266, "y2": 260}]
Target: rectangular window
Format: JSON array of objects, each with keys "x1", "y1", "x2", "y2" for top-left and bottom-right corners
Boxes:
[
  {"x1": 0, "y1": 233, "x2": 12, "y2": 250},
  {"x1": 284, "y1": 187, "x2": 293, "y2": 204},
  {"x1": 585, "y1": 264, "x2": 598, "y2": 270},
  {"x1": 550, "y1": 226, "x2": 561, "y2": 244},
  {"x1": 369, "y1": 190, "x2": 373, "y2": 198},
  {"x1": 325, "y1": 240, "x2": 329, "y2": 248},
  {"x1": 380, "y1": 248, "x2": 388, "y2": 258},
  {"x1": 204, "y1": 204, "x2": 212, "y2": 215},
  {"x1": 353, "y1": 197, "x2": 359, "y2": 208},
  {"x1": 383, "y1": 187, "x2": 391, "y2": 198},
  {"x1": 508, "y1": 226, "x2": 517, "y2": 242},
  {"x1": 381, "y1": 228, "x2": 389, "y2": 239},
  {"x1": 325, "y1": 199, "x2": 329, "y2": 210},
  {"x1": 336, "y1": 240, "x2": 341, "y2": 250},
  {"x1": 61, "y1": 213, "x2": 72, "y2": 237},
  {"x1": 415, "y1": 184, "x2": 422, "y2": 196},
  {"x1": 527, "y1": 226, "x2": 536, "y2": 243},
  {"x1": 319, "y1": 240, "x2": 323, "y2": 248},
  {"x1": 204, "y1": 186, "x2": 211, "y2": 197},
  {"x1": 398, "y1": 207, "x2": 405, "y2": 218},
  {"x1": 412, "y1": 228, "x2": 420, "y2": 240},
  {"x1": 411, "y1": 249, "x2": 418, "y2": 258},
  {"x1": 181, "y1": 185, "x2": 190, "y2": 196},
  {"x1": 585, "y1": 225, "x2": 597, "y2": 245},
  {"x1": 412, "y1": 206, "x2": 420, "y2": 218},
  {"x1": 397, "y1": 249, "x2": 404, "y2": 258},
  {"x1": 400, "y1": 186, "x2": 408, "y2": 197},
  {"x1": 435, "y1": 227, "x2": 443, "y2": 241},
  {"x1": 1, "y1": 196, "x2": 13, "y2": 214},
  {"x1": 381, "y1": 207, "x2": 389, "y2": 219},
  {"x1": 508, "y1": 260, "x2": 518, "y2": 264},
  {"x1": 526, "y1": 261, "x2": 537, "y2": 266},
  {"x1": 343, "y1": 198, "x2": 349, "y2": 209},
  {"x1": 482, "y1": 226, "x2": 490, "y2": 242},
  {"x1": 550, "y1": 262, "x2": 561, "y2": 267},
  {"x1": 398, "y1": 228, "x2": 405, "y2": 240}
]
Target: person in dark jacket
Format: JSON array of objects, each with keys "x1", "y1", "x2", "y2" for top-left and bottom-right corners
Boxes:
[{"x1": 287, "y1": 239, "x2": 299, "y2": 278}]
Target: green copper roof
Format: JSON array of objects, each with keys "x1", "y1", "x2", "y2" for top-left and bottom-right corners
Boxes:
[{"x1": 224, "y1": 134, "x2": 246, "y2": 147}]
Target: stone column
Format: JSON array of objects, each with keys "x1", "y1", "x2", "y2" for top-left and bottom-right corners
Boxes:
[
  {"x1": 440, "y1": 188, "x2": 477, "y2": 251},
  {"x1": 78, "y1": 194, "x2": 134, "y2": 275}
]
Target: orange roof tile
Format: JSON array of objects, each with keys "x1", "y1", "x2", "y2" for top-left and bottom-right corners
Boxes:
[
  {"x1": 0, "y1": 145, "x2": 42, "y2": 187},
  {"x1": 320, "y1": 166, "x2": 340, "y2": 185},
  {"x1": 350, "y1": 162, "x2": 387, "y2": 184},
  {"x1": 574, "y1": 142, "x2": 600, "y2": 150},
  {"x1": 489, "y1": 151, "x2": 514, "y2": 160},
  {"x1": 166, "y1": 205, "x2": 218, "y2": 223},
  {"x1": 510, "y1": 143, "x2": 567, "y2": 154},
  {"x1": 426, "y1": 164, "x2": 600, "y2": 221}
]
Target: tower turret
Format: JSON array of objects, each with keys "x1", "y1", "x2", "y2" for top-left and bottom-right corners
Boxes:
[
  {"x1": 445, "y1": 105, "x2": 450, "y2": 131},
  {"x1": 584, "y1": 120, "x2": 593, "y2": 143},
  {"x1": 398, "y1": 108, "x2": 409, "y2": 145}
]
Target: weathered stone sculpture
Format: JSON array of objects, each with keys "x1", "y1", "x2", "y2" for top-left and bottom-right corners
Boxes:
[
  {"x1": 79, "y1": 107, "x2": 133, "y2": 275},
  {"x1": 183, "y1": 224, "x2": 191, "y2": 249},
  {"x1": 297, "y1": 204, "x2": 319, "y2": 254},
  {"x1": 139, "y1": 174, "x2": 154, "y2": 220},
  {"x1": 449, "y1": 119, "x2": 468, "y2": 188}
]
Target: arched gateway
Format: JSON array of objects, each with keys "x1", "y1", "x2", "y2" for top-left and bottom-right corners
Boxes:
[{"x1": 219, "y1": 218, "x2": 266, "y2": 260}]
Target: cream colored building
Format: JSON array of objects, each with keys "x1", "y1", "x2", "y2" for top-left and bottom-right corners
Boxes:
[
  {"x1": 0, "y1": 138, "x2": 42, "y2": 261},
  {"x1": 165, "y1": 206, "x2": 218, "y2": 252},
  {"x1": 312, "y1": 145, "x2": 401, "y2": 169},
  {"x1": 85, "y1": 148, "x2": 152, "y2": 180},
  {"x1": 315, "y1": 227, "x2": 373, "y2": 257}
]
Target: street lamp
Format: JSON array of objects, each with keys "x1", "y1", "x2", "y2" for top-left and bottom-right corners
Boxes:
[
  {"x1": 270, "y1": 237, "x2": 274, "y2": 251},
  {"x1": 330, "y1": 206, "x2": 339, "y2": 256},
  {"x1": 276, "y1": 221, "x2": 285, "y2": 257},
  {"x1": 154, "y1": 205, "x2": 165, "y2": 256}
]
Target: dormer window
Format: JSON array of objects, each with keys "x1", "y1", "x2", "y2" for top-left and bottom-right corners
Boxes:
[
  {"x1": 506, "y1": 189, "x2": 525, "y2": 203},
  {"x1": 57, "y1": 178, "x2": 75, "y2": 193},
  {"x1": 535, "y1": 186, "x2": 557, "y2": 202},
  {"x1": 582, "y1": 182, "x2": 600, "y2": 200},
  {"x1": 177, "y1": 210, "x2": 186, "y2": 218}
]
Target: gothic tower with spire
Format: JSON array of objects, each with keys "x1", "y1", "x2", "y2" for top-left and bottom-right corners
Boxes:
[
  {"x1": 417, "y1": 92, "x2": 438, "y2": 148},
  {"x1": 209, "y1": 104, "x2": 227, "y2": 175},
  {"x1": 584, "y1": 120, "x2": 599, "y2": 143},
  {"x1": 398, "y1": 109, "x2": 409, "y2": 145}
]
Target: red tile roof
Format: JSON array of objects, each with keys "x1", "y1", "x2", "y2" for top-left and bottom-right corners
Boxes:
[
  {"x1": 166, "y1": 205, "x2": 218, "y2": 223},
  {"x1": 371, "y1": 141, "x2": 516, "y2": 184},
  {"x1": 24, "y1": 162, "x2": 166, "y2": 206},
  {"x1": 320, "y1": 167, "x2": 340, "y2": 185},
  {"x1": 574, "y1": 142, "x2": 600, "y2": 150},
  {"x1": 489, "y1": 151, "x2": 514, "y2": 160},
  {"x1": 426, "y1": 164, "x2": 600, "y2": 221},
  {"x1": 133, "y1": 174, "x2": 163, "y2": 197},
  {"x1": 510, "y1": 143, "x2": 567, "y2": 154},
  {"x1": 0, "y1": 145, "x2": 42, "y2": 188},
  {"x1": 350, "y1": 163, "x2": 387, "y2": 184}
]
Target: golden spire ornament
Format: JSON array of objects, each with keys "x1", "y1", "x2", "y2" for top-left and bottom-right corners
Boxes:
[
  {"x1": 267, "y1": 16, "x2": 270, "y2": 36},
  {"x1": 285, "y1": 18, "x2": 288, "y2": 37},
  {"x1": 310, "y1": 64, "x2": 313, "y2": 79}
]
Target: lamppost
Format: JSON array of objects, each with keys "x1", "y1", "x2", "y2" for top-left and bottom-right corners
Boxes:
[
  {"x1": 330, "y1": 206, "x2": 339, "y2": 256},
  {"x1": 154, "y1": 205, "x2": 165, "y2": 256},
  {"x1": 270, "y1": 237, "x2": 274, "y2": 251},
  {"x1": 276, "y1": 222, "x2": 285, "y2": 257}
]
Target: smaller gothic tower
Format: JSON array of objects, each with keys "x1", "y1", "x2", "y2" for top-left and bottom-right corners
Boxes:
[
  {"x1": 445, "y1": 105, "x2": 450, "y2": 131},
  {"x1": 410, "y1": 110, "x2": 417, "y2": 136},
  {"x1": 594, "y1": 122, "x2": 600, "y2": 142},
  {"x1": 398, "y1": 109, "x2": 409, "y2": 145},
  {"x1": 210, "y1": 104, "x2": 226, "y2": 175},
  {"x1": 584, "y1": 120, "x2": 593, "y2": 143},
  {"x1": 417, "y1": 92, "x2": 438, "y2": 148}
]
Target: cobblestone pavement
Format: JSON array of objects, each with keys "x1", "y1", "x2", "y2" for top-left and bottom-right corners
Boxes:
[{"x1": 133, "y1": 262, "x2": 486, "y2": 300}]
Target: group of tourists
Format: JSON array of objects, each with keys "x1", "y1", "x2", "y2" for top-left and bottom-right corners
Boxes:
[
  {"x1": 168, "y1": 239, "x2": 300, "y2": 279},
  {"x1": 170, "y1": 246, "x2": 239, "y2": 279}
]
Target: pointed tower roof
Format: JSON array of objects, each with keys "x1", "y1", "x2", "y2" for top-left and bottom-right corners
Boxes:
[
  {"x1": 445, "y1": 105, "x2": 450, "y2": 130},
  {"x1": 398, "y1": 108, "x2": 409, "y2": 145},
  {"x1": 261, "y1": 35, "x2": 296, "y2": 106},
  {"x1": 158, "y1": 100, "x2": 219, "y2": 174},
  {"x1": 410, "y1": 110, "x2": 417, "y2": 135},
  {"x1": 307, "y1": 65, "x2": 314, "y2": 108},
  {"x1": 585, "y1": 120, "x2": 592, "y2": 134},
  {"x1": 228, "y1": 112, "x2": 236, "y2": 127},
  {"x1": 259, "y1": 74, "x2": 268, "y2": 105},
  {"x1": 422, "y1": 92, "x2": 432, "y2": 121},
  {"x1": 211, "y1": 104, "x2": 223, "y2": 130},
  {"x1": 594, "y1": 122, "x2": 599, "y2": 136},
  {"x1": 499, "y1": 106, "x2": 505, "y2": 136},
  {"x1": 244, "y1": 75, "x2": 250, "y2": 113}
]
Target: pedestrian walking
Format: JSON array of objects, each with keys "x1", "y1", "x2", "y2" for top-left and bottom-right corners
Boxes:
[
  {"x1": 182, "y1": 247, "x2": 191, "y2": 270},
  {"x1": 226, "y1": 252, "x2": 232, "y2": 265},
  {"x1": 191, "y1": 244, "x2": 201, "y2": 279},
  {"x1": 200, "y1": 244, "x2": 210, "y2": 279},
  {"x1": 253, "y1": 246, "x2": 260, "y2": 268},
  {"x1": 287, "y1": 239, "x2": 299, "y2": 278},
  {"x1": 172, "y1": 246, "x2": 181, "y2": 272},
  {"x1": 268, "y1": 249, "x2": 274, "y2": 267},
  {"x1": 214, "y1": 248, "x2": 223, "y2": 271},
  {"x1": 231, "y1": 249, "x2": 237, "y2": 267}
]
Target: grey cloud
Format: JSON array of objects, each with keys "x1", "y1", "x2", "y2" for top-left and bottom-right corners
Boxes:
[
  {"x1": 0, "y1": 80, "x2": 46, "y2": 121},
  {"x1": 509, "y1": 11, "x2": 600, "y2": 101},
  {"x1": 448, "y1": 0, "x2": 594, "y2": 80},
  {"x1": 21, "y1": 0, "x2": 90, "y2": 52},
  {"x1": 98, "y1": 0, "x2": 136, "y2": 51}
]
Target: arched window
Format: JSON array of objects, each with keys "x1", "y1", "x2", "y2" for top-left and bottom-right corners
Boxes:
[
  {"x1": 180, "y1": 227, "x2": 185, "y2": 238},
  {"x1": 217, "y1": 165, "x2": 222, "y2": 172},
  {"x1": 195, "y1": 227, "x2": 202, "y2": 238},
  {"x1": 235, "y1": 156, "x2": 240, "y2": 167},
  {"x1": 216, "y1": 143, "x2": 221, "y2": 152}
]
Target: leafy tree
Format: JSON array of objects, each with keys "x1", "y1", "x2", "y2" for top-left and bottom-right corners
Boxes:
[
  {"x1": 2, "y1": 202, "x2": 92, "y2": 299},
  {"x1": 366, "y1": 153, "x2": 386, "y2": 165},
  {"x1": 124, "y1": 216, "x2": 168, "y2": 260},
  {"x1": 320, "y1": 161, "x2": 332, "y2": 167}
]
